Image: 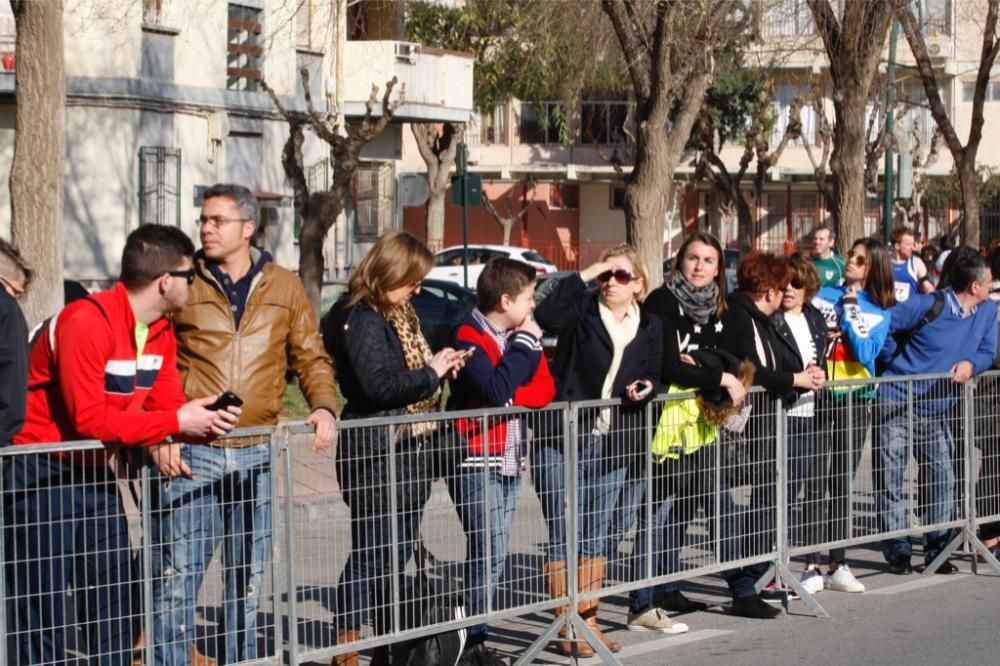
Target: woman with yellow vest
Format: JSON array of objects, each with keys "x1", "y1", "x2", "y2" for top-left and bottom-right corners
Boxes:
[{"x1": 625, "y1": 233, "x2": 745, "y2": 632}]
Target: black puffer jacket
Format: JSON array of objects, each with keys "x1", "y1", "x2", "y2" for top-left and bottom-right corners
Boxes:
[{"x1": 322, "y1": 296, "x2": 442, "y2": 513}]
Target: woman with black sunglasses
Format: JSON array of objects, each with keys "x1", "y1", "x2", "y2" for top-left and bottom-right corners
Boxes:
[
  {"x1": 811, "y1": 237, "x2": 895, "y2": 591},
  {"x1": 533, "y1": 244, "x2": 663, "y2": 655}
]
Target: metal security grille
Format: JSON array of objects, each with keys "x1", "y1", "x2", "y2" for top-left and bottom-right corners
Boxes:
[
  {"x1": 351, "y1": 161, "x2": 395, "y2": 242},
  {"x1": 138, "y1": 146, "x2": 181, "y2": 227}
]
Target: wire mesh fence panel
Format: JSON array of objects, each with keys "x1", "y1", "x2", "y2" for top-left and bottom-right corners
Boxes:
[
  {"x1": 971, "y1": 371, "x2": 1000, "y2": 549},
  {"x1": 871, "y1": 375, "x2": 968, "y2": 570},
  {"x1": 145, "y1": 429, "x2": 279, "y2": 666},
  {"x1": 282, "y1": 405, "x2": 569, "y2": 664},
  {"x1": 1, "y1": 443, "x2": 144, "y2": 666}
]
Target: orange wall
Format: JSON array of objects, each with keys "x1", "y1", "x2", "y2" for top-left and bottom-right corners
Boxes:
[{"x1": 403, "y1": 181, "x2": 581, "y2": 267}]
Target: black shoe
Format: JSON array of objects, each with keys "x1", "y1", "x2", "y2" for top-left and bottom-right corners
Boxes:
[
  {"x1": 929, "y1": 559, "x2": 959, "y2": 575},
  {"x1": 655, "y1": 590, "x2": 708, "y2": 614},
  {"x1": 730, "y1": 594, "x2": 781, "y2": 619},
  {"x1": 459, "y1": 643, "x2": 506, "y2": 666},
  {"x1": 888, "y1": 556, "x2": 913, "y2": 575}
]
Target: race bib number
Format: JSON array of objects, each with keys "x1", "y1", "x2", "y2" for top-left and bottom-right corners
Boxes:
[{"x1": 894, "y1": 281, "x2": 911, "y2": 302}]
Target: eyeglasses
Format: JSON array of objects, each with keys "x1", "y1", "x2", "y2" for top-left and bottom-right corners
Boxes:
[
  {"x1": 0, "y1": 274, "x2": 25, "y2": 300},
  {"x1": 788, "y1": 278, "x2": 805, "y2": 290},
  {"x1": 196, "y1": 215, "x2": 249, "y2": 229},
  {"x1": 847, "y1": 252, "x2": 867, "y2": 267},
  {"x1": 598, "y1": 269, "x2": 637, "y2": 285},
  {"x1": 168, "y1": 269, "x2": 197, "y2": 285}
]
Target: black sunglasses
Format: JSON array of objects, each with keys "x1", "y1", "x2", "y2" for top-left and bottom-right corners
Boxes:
[
  {"x1": 788, "y1": 277, "x2": 805, "y2": 290},
  {"x1": 168, "y1": 269, "x2": 197, "y2": 285},
  {"x1": 598, "y1": 269, "x2": 637, "y2": 285}
]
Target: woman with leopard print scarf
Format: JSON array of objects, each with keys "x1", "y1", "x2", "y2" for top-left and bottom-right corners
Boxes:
[{"x1": 321, "y1": 231, "x2": 466, "y2": 666}]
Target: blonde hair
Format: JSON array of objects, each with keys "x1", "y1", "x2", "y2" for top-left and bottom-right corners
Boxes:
[
  {"x1": 599, "y1": 243, "x2": 650, "y2": 303},
  {"x1": 348, "y1": 230, "x2": 434, "y2": 309}
]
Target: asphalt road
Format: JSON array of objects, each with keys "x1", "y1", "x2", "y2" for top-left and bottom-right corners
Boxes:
[{"x1": 483, "y1": 545, "x2": 1000, "y2": 666}]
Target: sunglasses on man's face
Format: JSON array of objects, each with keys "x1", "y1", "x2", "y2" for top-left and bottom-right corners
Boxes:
[{"x1": 598, "y1": 269, "x2": 637, "y2": 285}]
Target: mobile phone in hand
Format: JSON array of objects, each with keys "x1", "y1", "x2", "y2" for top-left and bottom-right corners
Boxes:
[
  {"x1": 207, "y1": 391, "x2": 243, "y2": 411},
  {"x1": 458, "y1": 347, "x2": 476, "y2": 360},
  {"x1": 630, "y1": 380, "x2": 653, "y2": 400}
]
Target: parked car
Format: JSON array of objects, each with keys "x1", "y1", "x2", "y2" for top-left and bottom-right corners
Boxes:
[
  {"x1": 411, "y1": 278, "x2": 477, "y2": 352},
  {"x1": 425, "y1": 244, "x2": 557, "y2": 289},
  {"x1": 663, "y1": 247, "x2": 740, "y2": 293}
]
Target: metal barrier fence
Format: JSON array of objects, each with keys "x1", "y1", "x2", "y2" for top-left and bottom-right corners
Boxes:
[{"x1": 2, "y1": 373, "x2": 1000, "y2": 665}]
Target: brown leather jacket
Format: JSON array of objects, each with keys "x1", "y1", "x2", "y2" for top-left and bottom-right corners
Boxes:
[{"x1": 173, "y1": 251, "x2": 338, "y2": 435}]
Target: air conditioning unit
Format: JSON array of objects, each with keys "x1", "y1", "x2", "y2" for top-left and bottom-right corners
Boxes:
[
  {"x1": 926, "y1": 37, "x2": 953, "y2": 60},
  {"x1": 394, "y1": 42, "x2": 419, "y2": 65}
]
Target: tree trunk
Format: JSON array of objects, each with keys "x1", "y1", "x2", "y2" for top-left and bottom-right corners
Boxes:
[
  {"x1": 501, "y1": 220, "x2": 515, "y2": 246},
  {"x1": 957, "y1": 157, "x2": 981, "y2": 248},
  {"x1": 298, "y1": 215, "x2": 327, "y2": 315},
  {"x1": 426, "y1": 191, "x2": 446, "y2": 251},
  {"x1": 736, "y1": 196, "x2": 754, "y2": 252},
  {"x1": 829, "y1": 91, "x2": 869, "y2": 254},
  {"x1": 624, "y1": 126, "x2": 671, "y2": 287},
  {"x1": 10, "y1": 0, "x2": 65, "y2": 327}
]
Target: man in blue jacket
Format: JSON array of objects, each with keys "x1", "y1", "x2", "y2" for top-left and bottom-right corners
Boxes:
[{"x1": 875, "y1": 249, "x2": 996, "y2": 575}]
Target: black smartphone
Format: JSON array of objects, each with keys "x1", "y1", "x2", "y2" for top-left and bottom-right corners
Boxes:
[{"x1": 207, "y1": 390, "x2": 243, "y2": 411}]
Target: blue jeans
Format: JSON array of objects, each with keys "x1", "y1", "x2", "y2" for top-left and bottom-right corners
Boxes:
[
  {"x1": 606, "y1": 476, "x2": 646, "y2": 562},
  {"x1": 150, "y1": 444, "x2": 271, "y2": 665},
  {"x1": 532, "y1": 433, "x2": 627, "y2": 563},
  {"x1": 875, "y1": 402, "x2": 957, "y2": 564},
  {"x1": 446, "y1": 467, "x2": 521, "y2": 644},
  {"x1": 3, "y1": 454, "x2": 135, "y2": 666}
]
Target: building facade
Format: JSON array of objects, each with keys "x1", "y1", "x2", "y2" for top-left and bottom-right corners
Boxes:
[{"x1": 0, "y1": 0, "x2": 472, "y2": 284}]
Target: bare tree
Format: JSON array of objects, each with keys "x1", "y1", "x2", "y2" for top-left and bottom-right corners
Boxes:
[
  {"x1": 8, "y1": 0, "x2": 65, "y2": 327},
  {"x1": 481, "y1": 181, "x2": 537, "y2": 246},
  {"x1": 410, "y1": 122, "x2": 465, "y2": 251},
  {"x1": 893, "y1": 123, "x2": 944, "y2": 229},
  {"x1": 894, "y1": 0, "x2": 1000, "y2": 248},
  {"x1": 601, "y1": 0, "x2": 745, "y2": 285},
  {"x1": 262, "y1": 69, "x2": 403, "y2": 315},
  {"x1": 807, "y1": 0, "x2": 895, "y2": 253}
]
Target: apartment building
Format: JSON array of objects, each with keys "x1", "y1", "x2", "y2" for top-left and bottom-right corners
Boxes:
[
  {"x1": 401, "y1": 0, "x2": 1000, "y2": 269},
  {"x1": 0, "y1": 0, "x2": 473, "y2": 283}
]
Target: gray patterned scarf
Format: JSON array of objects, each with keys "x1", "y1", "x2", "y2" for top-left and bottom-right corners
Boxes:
[{"x1": 665, "y1": 271, "x2": 719, "y2": 325}]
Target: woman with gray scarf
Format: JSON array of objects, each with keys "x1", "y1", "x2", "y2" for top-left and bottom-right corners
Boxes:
[{"x1": 622, "y1": 232, "x2": 749, "y2": 631}]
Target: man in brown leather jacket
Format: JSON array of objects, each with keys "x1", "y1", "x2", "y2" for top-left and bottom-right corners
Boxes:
[{"x1": 149, "y1": 183, "x2": 338, "y2": 666}]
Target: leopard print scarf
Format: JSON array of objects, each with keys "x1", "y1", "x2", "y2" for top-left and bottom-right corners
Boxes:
[{"x1": 384, "y1": 300, "x2": 440, "y2": 435}]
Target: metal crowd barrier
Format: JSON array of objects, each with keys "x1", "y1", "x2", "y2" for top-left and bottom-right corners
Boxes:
[{"x1": 2, "y1": 372, "x2": 1000, "y2": 666}]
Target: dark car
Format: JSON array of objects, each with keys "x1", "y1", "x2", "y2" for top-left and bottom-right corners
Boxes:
[{"x1": 411, "y1": 278, "x2": 477, "y2": 352}]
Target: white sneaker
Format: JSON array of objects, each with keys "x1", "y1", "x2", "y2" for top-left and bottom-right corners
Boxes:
[
  {"x1": 799, "y1": 566, "x2": 824, "y2": 595},
  {"x1": 825, "y1": 565, "x2": 865, "y2": 593},
  {"x1": 626, "y1": 607, "x2": 690, "y2": 634}
]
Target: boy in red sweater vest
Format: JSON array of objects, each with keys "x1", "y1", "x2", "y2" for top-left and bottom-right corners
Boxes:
[{"x1": 446, "y1": 258, "x2": 556, "y2": 663}]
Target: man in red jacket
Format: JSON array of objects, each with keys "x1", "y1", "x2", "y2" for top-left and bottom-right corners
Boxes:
[{"x1": 4, "y1": 224, "x2": 239, "y2": 666}]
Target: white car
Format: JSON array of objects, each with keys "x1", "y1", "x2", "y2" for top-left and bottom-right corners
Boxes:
[{"x1": 425, "y1": 245, "x2": 557, "y2": 289}]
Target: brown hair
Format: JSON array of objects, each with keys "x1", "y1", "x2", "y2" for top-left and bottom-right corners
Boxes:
[
  {"x1": 786, "y1": 252, "x2": 820, "y2": 302},
  {"x1": 671, "y1": 231, "x2": 728, "y2": 317},
  {"x1": 851, "y1": 236, "x2": 896, "y2": 309},
  {"x1": 0, "y1": 238, "x2": 32, "y2": 289},
  {"x1": 599, "y1": 243, "x2": 650, "y2": 303},
  {"x1": 737, "y1": 251, "x2": 790, "y2": 298},
  {"x1": 347, "y1": 230, "x2": 434, "y2": 309},
  {"x1": 119, "y1": 224, "x2": 195, "y2": 290},
  {"x1": 477, "y1": 257, "x2": 536, "y2": 312},
  {"x1": 891, "y1": 225, "x2": 915, "y2": 245}
]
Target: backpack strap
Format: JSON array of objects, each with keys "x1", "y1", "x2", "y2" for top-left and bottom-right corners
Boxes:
[{"x1": 889, "y1": 290, "x2": 945, "y2": 365}]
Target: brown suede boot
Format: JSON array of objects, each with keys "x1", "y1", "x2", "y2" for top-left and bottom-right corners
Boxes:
[
  {"x1": 579, "y1": 557, "x2": 621, "y2": 653},
  {"x1": 331, "y1": 628, "x2": 361, "y2": 666},
  {"x1": 544, "y1": 560, "x2": 594, "y2": 658},
  {"x1": 131, "y1": 631, "x2": 216, "y2": 666}
]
